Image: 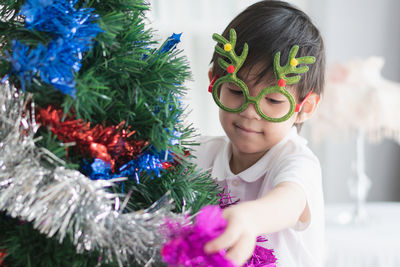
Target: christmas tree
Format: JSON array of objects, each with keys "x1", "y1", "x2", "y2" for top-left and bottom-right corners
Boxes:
[{"x1": 0, "y1": 0, "x2": 219, "y2": 266}]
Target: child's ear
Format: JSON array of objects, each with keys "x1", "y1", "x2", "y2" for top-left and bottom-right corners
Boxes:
[
  {"x1": 296, "y1": 93, "x2": 320, "y2": 123},
  {"x1": 208, "y1": 68, "x2": 213, "y2": 82}
]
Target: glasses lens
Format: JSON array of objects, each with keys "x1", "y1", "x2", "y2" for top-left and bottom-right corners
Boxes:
[
  {"x1": 260, "y1": 92, "x2": 291, "y2": 119},
  {"x1": 217, "y1": 82, "x2": 246, "y2": 110}
]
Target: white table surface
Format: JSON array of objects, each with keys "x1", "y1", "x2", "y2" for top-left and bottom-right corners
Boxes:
[{"x1": 324, "y1": 202, "x2": 400, "y2": 267}]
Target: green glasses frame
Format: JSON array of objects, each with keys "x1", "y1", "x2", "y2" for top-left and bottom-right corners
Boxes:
[{"x1": 209, "y1": 28, "x2": 316, "y2": 123}]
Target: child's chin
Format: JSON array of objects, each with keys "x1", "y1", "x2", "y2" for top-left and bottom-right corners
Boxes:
[{"x1": 234, "y1": 141, "x2": 265, "y2": 155}]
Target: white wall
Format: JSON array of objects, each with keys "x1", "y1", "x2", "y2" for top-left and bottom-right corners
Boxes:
[
  {"x1": 147, "y1": 0, "x2": 400, "y2": 203},
  {"x1": 307, "y1": 0, "x2": 400, "y2": 202}
]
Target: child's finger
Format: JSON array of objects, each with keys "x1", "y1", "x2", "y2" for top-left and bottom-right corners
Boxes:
[
  {"x1": 225, "y1": 232, "x2": 256, "y2": 266},
  {"x1": 204, "y1": 220, "x2": 241, "y2": 253}
]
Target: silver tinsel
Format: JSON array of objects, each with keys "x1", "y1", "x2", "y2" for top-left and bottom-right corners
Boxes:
[{"x1": 0, "y1": 82, "x2": 183, "y2": 266}]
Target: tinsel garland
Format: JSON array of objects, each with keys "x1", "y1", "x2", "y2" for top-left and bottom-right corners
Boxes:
[{"x1": 0, "y1": 82, "x2": 184, "y2": 266}]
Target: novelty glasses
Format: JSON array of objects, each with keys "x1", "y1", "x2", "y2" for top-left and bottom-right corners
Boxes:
[{"x1": 208, "y1": 29, "x2": 316, "y2": 123}]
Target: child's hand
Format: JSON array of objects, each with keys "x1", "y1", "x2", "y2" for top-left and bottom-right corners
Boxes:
[{"x1": 204, "y1": 202, "x2": 258, "y2": 266}]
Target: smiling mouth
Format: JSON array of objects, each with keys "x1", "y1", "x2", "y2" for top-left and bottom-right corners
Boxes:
[{"x1": 235, "y1": 124, "x2": 262, "y2": 134}]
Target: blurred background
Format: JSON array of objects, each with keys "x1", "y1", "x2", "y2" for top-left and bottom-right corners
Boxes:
[
  {"x1": 147, "y1": 0, "x2": 400, "y2": 203},
  {"x1": 147, "y1": 1, "x2": 400, "y2": 265}
]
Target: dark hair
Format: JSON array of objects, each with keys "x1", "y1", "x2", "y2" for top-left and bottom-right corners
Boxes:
[{"x1": 210, "y1": 0, "x2": 325, "y2": 129}]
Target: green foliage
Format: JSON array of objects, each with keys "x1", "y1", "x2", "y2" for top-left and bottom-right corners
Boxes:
[
  {"x1": 0, "y1": 0, "x2": 220, "y2": 265},
  {"x1": 119, "y1": 155, "x2": 220, "y2": 214},
  {"x1": 35, "y1": 130, "x2": 81, "y2": 170},
  {"x1": 0, "y1": 212, "x2": 116, "y2": 267},
  {"x1": 68, "y1": 0, "x2": 191, "y2": 152},
  {"x1": 0, "y1": 0, "x2": 191, "y2": 152}
]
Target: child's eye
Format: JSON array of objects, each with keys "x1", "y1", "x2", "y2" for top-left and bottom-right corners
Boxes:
[
  {"x1": 229, "y1": 89, "x2": 243, "y2": 95},
  {"x1": 266, "y1": 97, "x2": 284, "y2": 104}
]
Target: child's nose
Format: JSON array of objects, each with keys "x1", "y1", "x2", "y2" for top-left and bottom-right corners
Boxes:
[{"x1": 239, "y1": 103, "x2": 262, "y2": 120}]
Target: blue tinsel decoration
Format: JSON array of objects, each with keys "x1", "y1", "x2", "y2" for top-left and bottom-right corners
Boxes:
[
  {"x1": 82, "y1": 151, "x2": 173, "y2": 184},
  {"x1": 6, "y1": 0, "x2": 102, "y2": 97},
  {"x1": 160, "y1": 33, "x2": 182, "y2": 54},
  {"x1": 4, "y1": 41, "x2": 46, "y2": 90},
  {"x1": 119, "y1": 152, "x2": 164, "y2": 183},
  {"x1": 142, "y1": 32, "x2": 182, "y2": 60},
  {"x1": 164, "y1": 128, "x2": 182, "y2": 146}
]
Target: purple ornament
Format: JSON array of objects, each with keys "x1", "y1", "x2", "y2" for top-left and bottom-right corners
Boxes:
[
  {"x1": 244, "y1": 243, "x2": 277, "y2": 267},
  {"x1": 161, "y1": 205, "x2": 236, "y2": 267},
  {"x1": 216, "y1": 190, "x2": 278, "y2": 267},
  {"x1": 161, "y1": 204, "x2": 277, "y2": 267},
  {"x1": 217, "y1": 188, "x2": 239, "y2": 209}
]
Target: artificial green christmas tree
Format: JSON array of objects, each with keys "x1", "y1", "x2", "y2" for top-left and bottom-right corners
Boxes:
[{"x1": 0, "y1": 0, "x2": 219, "y2": 266}]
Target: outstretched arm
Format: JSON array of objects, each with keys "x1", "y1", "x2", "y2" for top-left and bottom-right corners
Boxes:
[{"x1": 204, "y1": 181, "x2": 308, "y2": 266}]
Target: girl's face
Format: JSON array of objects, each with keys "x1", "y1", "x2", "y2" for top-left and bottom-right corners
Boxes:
[{"x1": 218, "y1": 65, "x2": 299, "y2": 157}]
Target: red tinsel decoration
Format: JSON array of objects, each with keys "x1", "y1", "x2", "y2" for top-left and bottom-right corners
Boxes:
[
  {"x1": 0, "y1": 250, "x2": 6, "y2": 266},
  {"x1": 36, "y1": 105, "x2": 148, "y2": 171}
]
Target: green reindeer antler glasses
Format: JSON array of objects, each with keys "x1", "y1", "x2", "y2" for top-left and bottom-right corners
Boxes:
[{"x1": 208, "y1": 28, "x2": 316, "y2": 123}]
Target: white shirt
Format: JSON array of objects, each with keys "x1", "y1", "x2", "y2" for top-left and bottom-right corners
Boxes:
[{"x1": 192, "y1": 128, "x2": 325, "y2": 267}]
